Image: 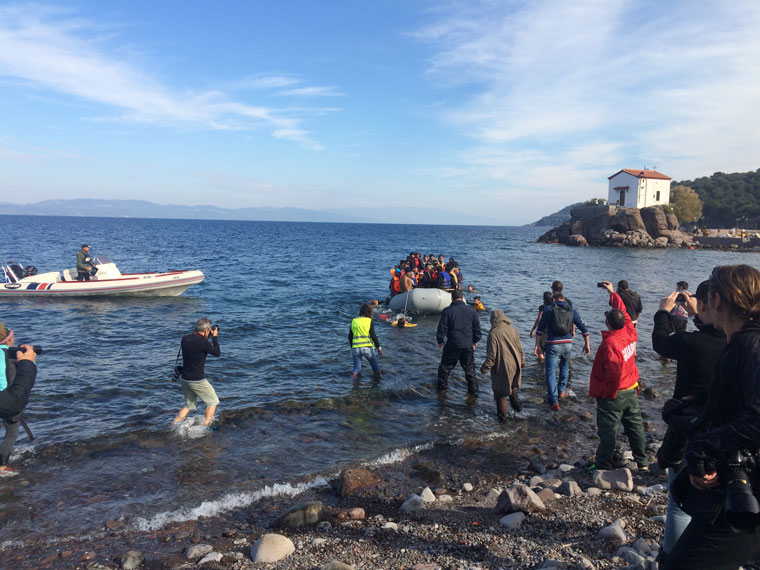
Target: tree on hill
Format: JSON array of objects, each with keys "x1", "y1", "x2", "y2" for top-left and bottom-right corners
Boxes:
[
  {"x1": 670, "y1": 185, "x2": 703, "y2": 223},
  {"x1": 673, "y1": 169, "x2": 760, "y2": 228}
]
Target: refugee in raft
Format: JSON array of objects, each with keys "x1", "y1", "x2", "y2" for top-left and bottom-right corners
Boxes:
[
  {"x1": 349, "y1": 303, "x2": 382, "y2": 380},
  {"x1": 480, "y1": 309, "x2": 525, "y2": 421}
]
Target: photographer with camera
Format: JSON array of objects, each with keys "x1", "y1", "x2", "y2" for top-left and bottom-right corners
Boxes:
[
  {"x1": 588, "y1": 281, "x2": 648, "y2": 472},
  {"x1": 663, "y1": 265, "x2": 760, "y2": 570},
  {"x1": 652, "y1": 281, "x2": 726, "y2": 561},
  {"x1": 173, "y1": 318, "x2": 220, "y2": 428},
  {"x1": 0, "y1": 323, "x2": 38, "y2": 476}
]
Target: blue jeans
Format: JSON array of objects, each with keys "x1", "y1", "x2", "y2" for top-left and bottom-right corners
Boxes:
[
  {"x1": 351, "y1": 347, "x2": 380, "y2": 375},
  {"x1": 663, "y1": 467, "x2": 691, "y2": 554},
  {"x1": 544, "y1": 343, "x2": 572, "y2": 405}
]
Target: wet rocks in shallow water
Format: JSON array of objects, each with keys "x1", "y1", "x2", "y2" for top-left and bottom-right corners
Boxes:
[
  {"x1": 337, "y1": 468, "x2": 381, "y2": 497},
  {"x1": 250, "y1": 533, "x2": 295, "y2": 563},
  {"x1": 593, "y1": 468, "x2": 634, "y2": 492},
  {"x1": 185, "y1": 544, "x2": 213, "y2": 560},
  {"x1": 120, "y1": 550, "x2": 144, "y2": 570},
  {"x1": 495, "y1": 483, "x2": 546, "y2": 514},
  {"x1": 528, "y1": 456, "x2": 547, "y2": 474},
  {"x1": 271, "y1": 501, "x2": 324, "y2": 528}
]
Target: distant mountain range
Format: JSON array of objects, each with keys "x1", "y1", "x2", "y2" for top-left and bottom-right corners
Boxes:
[
  {"x1": 0, "y1": 199, "x2": 507, "y2": 226},
  {"x1": 526, "y1": 202, "x2": 584, "y2": 227}
]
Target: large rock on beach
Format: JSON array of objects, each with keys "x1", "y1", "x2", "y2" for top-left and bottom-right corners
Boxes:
[
  {"x1": 250, "y1": 533, "x2": 295, "y2": 563},
  {"x1": 338, "y1": 468, "x2": 381, "y2": 497},
  {"x1": 495, "y1": 484, "x2": 546, "y2": 514},
  {"x1": 271, "y1": 501, "x2": 324, "y2": 528},
  {"x1": 593, "y1": 468, "x2": 634, "y2": 492},
  {"x1": 499, "y1": 511, "x2": 526, "y2": 530},
  {"x1": 185, "y1": 544, "x2": 213, "y2": 560}
]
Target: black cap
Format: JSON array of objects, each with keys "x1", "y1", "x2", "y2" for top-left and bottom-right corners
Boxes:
[{"x1": 81, "y1": 244, "x2": 90, "y2": 249}]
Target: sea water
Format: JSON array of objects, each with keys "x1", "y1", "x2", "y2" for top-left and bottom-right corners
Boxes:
[{"x1": 0, "y1": 215, "x2": 754, "y2": 544}]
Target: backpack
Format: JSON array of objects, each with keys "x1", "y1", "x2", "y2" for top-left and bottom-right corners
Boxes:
[{"x1": 551, "y1": 304, "x2": 574, "y2": 336}]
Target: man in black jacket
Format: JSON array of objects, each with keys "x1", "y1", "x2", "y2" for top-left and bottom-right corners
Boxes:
[
  {"x1": 651, "y1": 280, "x2": 725, "y2": 560},
  {"x1": 436, "y1": 290, "x2": 482, "y2": 395},
  {"x1": 617, "y1": 280, "x2": 643, "y2": 326},
  {"x1": 0, "y1": 347, "x2": 36, "y2": 419}
]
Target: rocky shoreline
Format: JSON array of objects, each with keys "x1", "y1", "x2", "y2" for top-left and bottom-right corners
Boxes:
[{"x1": 3, "y1": 402, "x2": 672, "y2": 570}]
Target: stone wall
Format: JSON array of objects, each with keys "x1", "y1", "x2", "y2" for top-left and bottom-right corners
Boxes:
[{"x1": 537, "y1": 205, "x2": 692, "y2": 248}]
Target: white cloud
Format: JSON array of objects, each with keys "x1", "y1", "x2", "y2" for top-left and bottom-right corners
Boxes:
[
  {"x1": 277, "y1": 86, "x2": 342, "y2": 97},
  {"x1": 0, "y1": 5, "x2": 333, "y2": 148},
  {"x1": 415, "y1": 0, "x2": 760, "y2": 200}
]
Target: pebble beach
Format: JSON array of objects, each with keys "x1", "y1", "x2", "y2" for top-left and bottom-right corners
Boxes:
[{"x1": 4, "y1": 399, "x2": 670, "y2": 570}]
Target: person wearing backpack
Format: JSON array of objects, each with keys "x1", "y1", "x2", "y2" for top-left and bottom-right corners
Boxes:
[{"x1": 535, "y1": 291, "x2": 591, "y2": 410}]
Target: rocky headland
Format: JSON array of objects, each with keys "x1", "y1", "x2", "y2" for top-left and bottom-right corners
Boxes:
[{"x1": 537, "y1": 205, "x2": 693, "y2": 248}]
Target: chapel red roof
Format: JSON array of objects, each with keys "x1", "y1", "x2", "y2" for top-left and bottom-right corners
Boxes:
[{"x1": 608, "y1": 169, "x2": 672, "y2": 180}]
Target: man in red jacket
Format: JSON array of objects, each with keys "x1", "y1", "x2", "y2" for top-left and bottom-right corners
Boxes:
[{"x1": 589, "y1": 281, "x2": 648, "y2": 471}]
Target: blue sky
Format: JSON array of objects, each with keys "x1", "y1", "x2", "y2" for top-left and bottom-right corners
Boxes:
[{"x1": 1, "y1": 1, "x2": 759, "y2": 224}]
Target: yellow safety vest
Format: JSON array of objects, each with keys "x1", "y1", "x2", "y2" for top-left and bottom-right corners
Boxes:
[{"x1": 351, "y1": 317, "x2": 375, "y2": 348}]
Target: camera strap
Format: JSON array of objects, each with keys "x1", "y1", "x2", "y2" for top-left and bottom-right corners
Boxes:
[{"x1": 174, "y1": 345, "x2": 181, "y2": 367}]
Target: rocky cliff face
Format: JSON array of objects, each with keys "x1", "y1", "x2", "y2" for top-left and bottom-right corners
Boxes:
[{"x1": 537, "y1": 205, "x2": 692, "y2": 248}]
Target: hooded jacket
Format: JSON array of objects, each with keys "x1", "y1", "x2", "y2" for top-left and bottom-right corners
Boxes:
[
  {"x1": 589, "y1": 292, "x2": 639, "y2": 399},
  {"x1": 480, "y1": 310, "x2": 525, "y2": 397}
]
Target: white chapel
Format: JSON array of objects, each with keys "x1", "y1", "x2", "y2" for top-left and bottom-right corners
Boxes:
[{"x1": 607, "y1": 169, "x2": 672, "y2": 209}]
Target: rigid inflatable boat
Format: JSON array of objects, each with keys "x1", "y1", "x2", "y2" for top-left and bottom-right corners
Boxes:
[
  {"x1": 0, "y1": 255, "x2": 204, "y2": 298},
  {"x1": 388, "y1": 288, "x2": 452, "y2": 314}
]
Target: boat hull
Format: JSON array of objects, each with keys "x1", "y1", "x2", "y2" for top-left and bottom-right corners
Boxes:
[
  {"x1": 388, "y1": 288, "x2": 452, "y2": 314},
  {"x1": 0, "y1": 270, "x2": 204, "y2": 298}
]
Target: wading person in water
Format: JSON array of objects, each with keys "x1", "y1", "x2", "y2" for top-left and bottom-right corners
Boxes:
[
  {"x1": 480, "y1": 309, "x2": 525, "y2": 421},
  {"x1": 436, "y1": 289, "x2": 481, "y2": 396},
  {"x1": 174, "y1": 318, "x2": 221, "y2": 427},
  {"x1": 348, "y1": 303, "x2": 382, "y2": 380}
]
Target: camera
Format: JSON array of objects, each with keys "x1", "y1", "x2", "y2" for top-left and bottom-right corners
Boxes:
[
  {"x1": 172, "y1": 365, "x2": 183, "y2": 382},
  {"x1": 676, "y1": 293, "x2": 687, "y2": 303},
  {"x1": 722, "y1": 450, "x2": 760, "y2": 531},
  {"x1": 7, "y1": 345, "x2": 43, "y2": 358},
  {"x1": 212, "y1": 325, "x2": 219, "y2": 332},
  {"x1": 596, "y1": 282, "x2": 606, "y2": 288}
]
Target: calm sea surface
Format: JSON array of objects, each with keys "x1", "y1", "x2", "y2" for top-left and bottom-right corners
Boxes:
[{"x1": 0, "y1": 215, "x2": 756, "y2": 544}]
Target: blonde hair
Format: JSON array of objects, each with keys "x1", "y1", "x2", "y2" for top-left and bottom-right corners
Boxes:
[
  {"x1": 0, "y1": 322, "x2": 8, "y2": 340},
  {"x1": 709, "y1": 265, "x2": 760, "y2": 320}
]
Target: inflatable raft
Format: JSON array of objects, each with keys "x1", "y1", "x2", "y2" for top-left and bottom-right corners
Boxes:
[{"x1": 388, "y1": 289, "x2": 452, "y2": 314}]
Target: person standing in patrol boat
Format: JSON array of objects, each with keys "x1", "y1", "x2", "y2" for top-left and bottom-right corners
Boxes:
[
  {"x1": 349, "y1": 303, "x2": 382, "y2": 380},
  {"x1": 76, "y1": 244, "x2": 96, "y2": 281}
]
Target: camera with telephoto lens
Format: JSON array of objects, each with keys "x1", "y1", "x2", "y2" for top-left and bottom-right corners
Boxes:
[
  {"x1": 172, "y1": 365, "x2": 183, "y2": 383},
  {"x1": 7, "y1": 345, "x2": 43, "y2": 358},
  {"x1": 722, "y1": 449, "x2": 760, "y2": 531}
]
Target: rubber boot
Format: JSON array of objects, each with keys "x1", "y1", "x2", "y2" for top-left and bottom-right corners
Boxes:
[{"x1": 496, "y1": 397, "x2": 509, "y2": 422}]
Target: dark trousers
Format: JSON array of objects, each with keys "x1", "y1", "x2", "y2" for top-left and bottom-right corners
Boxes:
[
  {"x1": 76, "y1": 271, "x2": 90, "y2": 281},
  {"x1": 437, "y1": 346, "x2": 477, "y2": 394},
  {"x1": 595, "y1": 388, "x2": 647, "y2": 469},
  {"x1": 662, "y1": 515, "x2": 760, "y2": 570}
]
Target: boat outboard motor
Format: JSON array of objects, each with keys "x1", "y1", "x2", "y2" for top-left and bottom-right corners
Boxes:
[{"x1": 25, "y1": 266, "x2": 37, "y2": 277}]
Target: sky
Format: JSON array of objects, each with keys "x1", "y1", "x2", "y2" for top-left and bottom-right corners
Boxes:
[{"x1": 1, "y1": 0, "x2": 759, "y2": 225}]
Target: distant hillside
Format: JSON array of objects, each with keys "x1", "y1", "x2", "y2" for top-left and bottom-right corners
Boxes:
[
  {"x1": 0, "y1": 199, "x2": 507, "y2": 226},
  {"x1": 673, "y1": 169, "x2": 760, "y2": 228},
  {"x1": 527, "y1": 202, "x2": 584, "y2": 227}
]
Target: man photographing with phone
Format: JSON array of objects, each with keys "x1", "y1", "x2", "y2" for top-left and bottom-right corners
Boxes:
[{"x1": 173, "y1": 318, "x2": 221, "y2": 428}]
